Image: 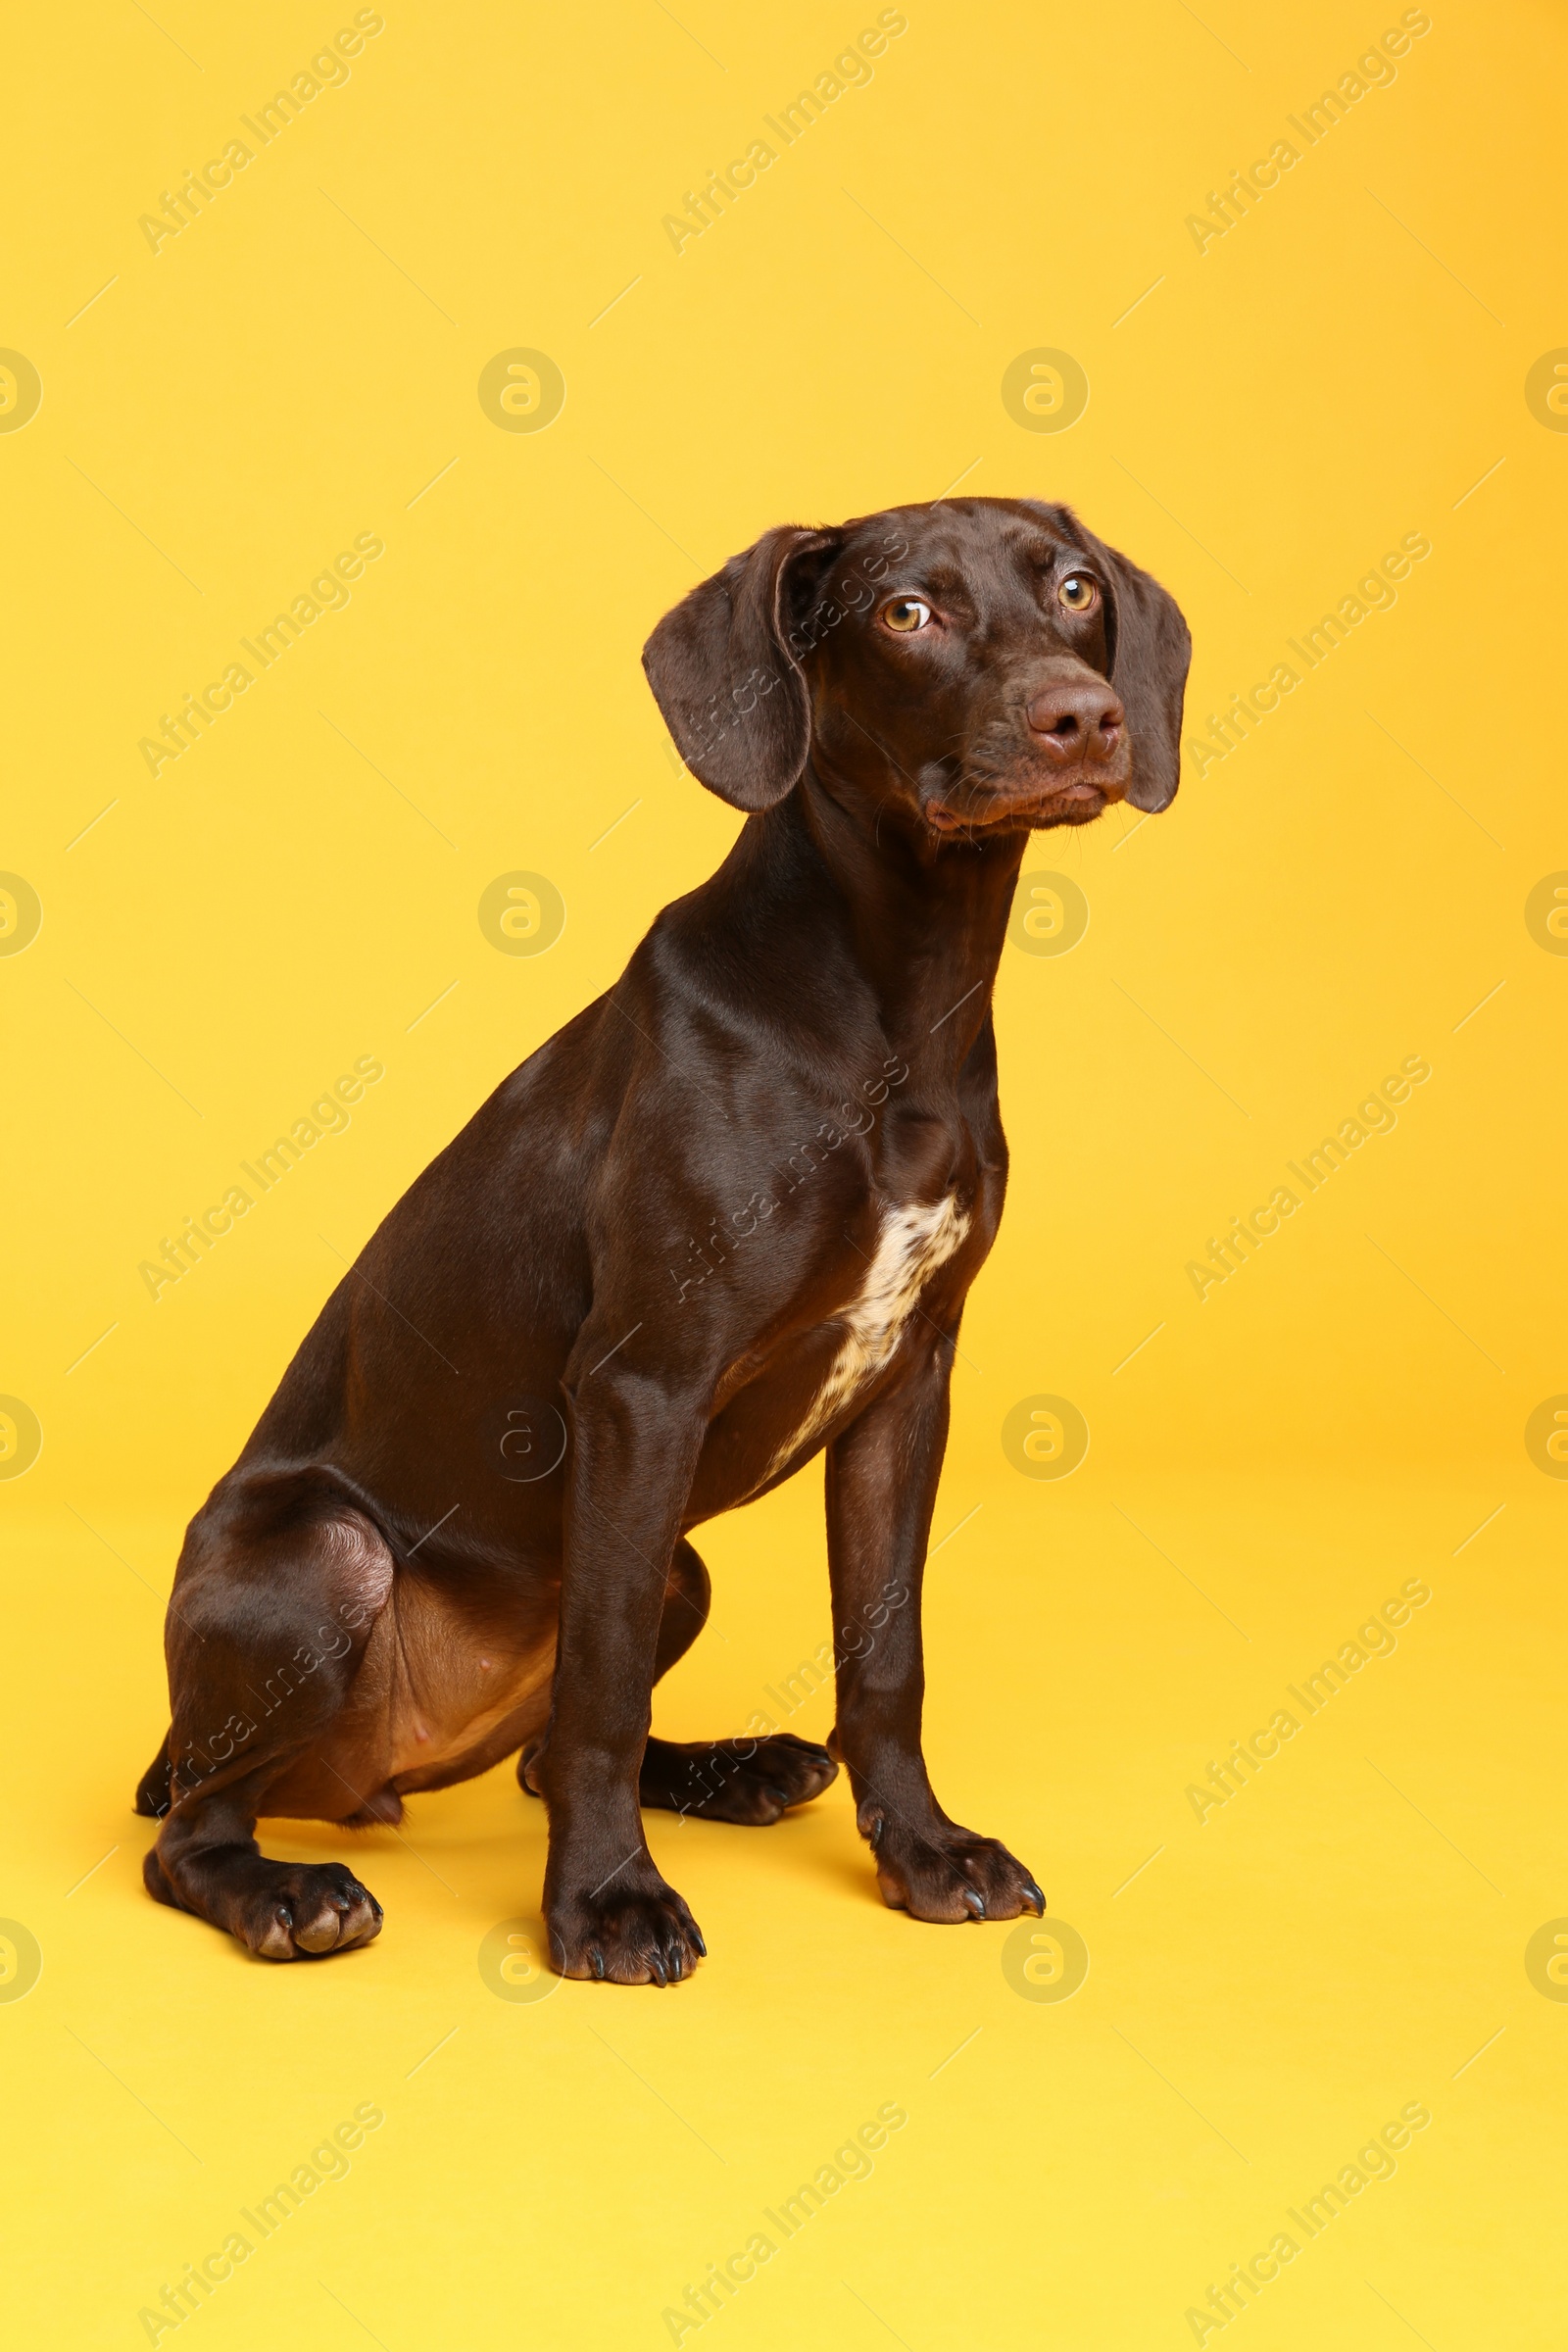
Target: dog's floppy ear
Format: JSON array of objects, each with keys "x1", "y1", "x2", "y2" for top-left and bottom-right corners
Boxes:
[
  {"x1": 1029, "y1": 504, "x2": 1192, "y2": 812},
  {"x1": 642, "y1": 526, "x2": 842, "y2": 810}
]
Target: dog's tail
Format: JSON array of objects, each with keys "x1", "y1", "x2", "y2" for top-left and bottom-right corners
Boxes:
[{"x1": 133, "y1": 1730, "x2": 172, "y2": 1818}]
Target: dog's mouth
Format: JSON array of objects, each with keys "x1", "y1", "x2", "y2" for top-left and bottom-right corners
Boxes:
[{"x1": 926, "y1": 770, "x2": 1124, "y2": 836}]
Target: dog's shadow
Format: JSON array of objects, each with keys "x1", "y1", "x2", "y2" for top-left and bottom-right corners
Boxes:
[{"x1": 257, "y1": 1759, "x2": 549, "y2": 1926}]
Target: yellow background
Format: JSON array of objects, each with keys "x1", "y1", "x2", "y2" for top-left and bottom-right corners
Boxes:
[{"x1": 3, "y1": 0, "x2": 1565, "y2": 2343}]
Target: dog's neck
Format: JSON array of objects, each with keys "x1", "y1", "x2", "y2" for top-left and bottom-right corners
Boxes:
[{"x1": 749, "y1": 759, "x2": 1028, "y2": 1081}]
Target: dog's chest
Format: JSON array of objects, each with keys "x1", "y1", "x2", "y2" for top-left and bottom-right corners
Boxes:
[{"x1": 763, "y1": 1194, "x2": 970, "y2": 1476}]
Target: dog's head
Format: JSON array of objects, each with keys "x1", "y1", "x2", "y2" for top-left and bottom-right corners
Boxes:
[{"x1": 643, "y1": 497, "x2": 1191, "y2": 840}]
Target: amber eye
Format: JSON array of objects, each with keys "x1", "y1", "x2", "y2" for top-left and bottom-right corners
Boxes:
[
  {"x1": 882, "y1": 596, "x2": 932, "y2": 632},
  {"x1": 1058, "y1": 574, "x2": 1098, "y2": 612}
]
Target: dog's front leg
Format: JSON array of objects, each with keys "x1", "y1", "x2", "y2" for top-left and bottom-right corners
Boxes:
[
  {"x1": 826, "y1": 1336, "x2": 1046, "y2": 1925},
  {"x1": 540, "y1": 1366, "x2": 708, "y2": 1984}
]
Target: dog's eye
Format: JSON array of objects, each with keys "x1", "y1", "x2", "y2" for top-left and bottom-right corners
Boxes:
[
  {"x1": 882, "y1": 597, "x2": 932, "y2": 633},
  {"x1": 1058, "y1": 574, "x2": 1098, "y2": 612}
]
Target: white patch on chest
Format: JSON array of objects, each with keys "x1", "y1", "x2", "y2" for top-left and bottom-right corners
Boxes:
[{"x1": 762, "y1": 1194, "x2": 970, "y2": 1480}]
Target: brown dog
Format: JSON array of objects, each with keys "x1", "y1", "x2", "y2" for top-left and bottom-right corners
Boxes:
[{"x1": 136, "y1": 497, "x2": 1190, "y2": 1982}]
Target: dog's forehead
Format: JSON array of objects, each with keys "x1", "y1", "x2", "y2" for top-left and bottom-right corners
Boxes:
[{"x1": 838, "y1": 499, "x2": 1078, "y2": 586}]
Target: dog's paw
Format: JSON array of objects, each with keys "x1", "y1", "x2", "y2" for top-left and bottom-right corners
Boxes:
[
  {"x1": 238, "y1": 1863, "x2": 383, "y2": 1960},
  {"x1": 641, "y1": 1733, "x2": 838, "y2": 1824},
  {"x1": 862, "y1": 1811, "x2": 1045, "y2": 1924},
  {"x1": 548, "y1": 1876, "x2": 706, "y2": 1985}
]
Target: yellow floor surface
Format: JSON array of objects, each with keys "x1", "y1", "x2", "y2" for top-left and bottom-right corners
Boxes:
[{"x1": 5, "y1": 1471, "x2": 1561, "y2": 2347}]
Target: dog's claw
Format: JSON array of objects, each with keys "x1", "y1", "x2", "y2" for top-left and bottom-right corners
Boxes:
[
  {"x1": 552, "y1": 1882, "x2": 704, "y2": 1984},
  {"x1": 640, "y1": 1734, "x2": 837, "y2": 1825},
  {"x1": 868, "y1": 1817, "x2": 1042, "y2": 1925},
  {"x1": 691, "y1": 1927, "x2": 707, "y2": 1957}
]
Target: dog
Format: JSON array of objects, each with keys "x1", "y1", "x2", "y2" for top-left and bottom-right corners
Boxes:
[{"x1": 135, "y1": 495, "x2": 1190, "y2": 1983}]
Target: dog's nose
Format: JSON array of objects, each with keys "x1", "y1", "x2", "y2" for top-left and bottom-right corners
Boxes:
[{"x1": 1026, "y1": 681, "x2": 1125, "y2": 765}]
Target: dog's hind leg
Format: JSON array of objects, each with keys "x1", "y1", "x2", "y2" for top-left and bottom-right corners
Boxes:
[
  {"x1": 144, "y1": 1483, "x2": 394, "y2": 1960},
  {"x1": 636, "y1": 1538, "x2": 839, "y2": 1825}
]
